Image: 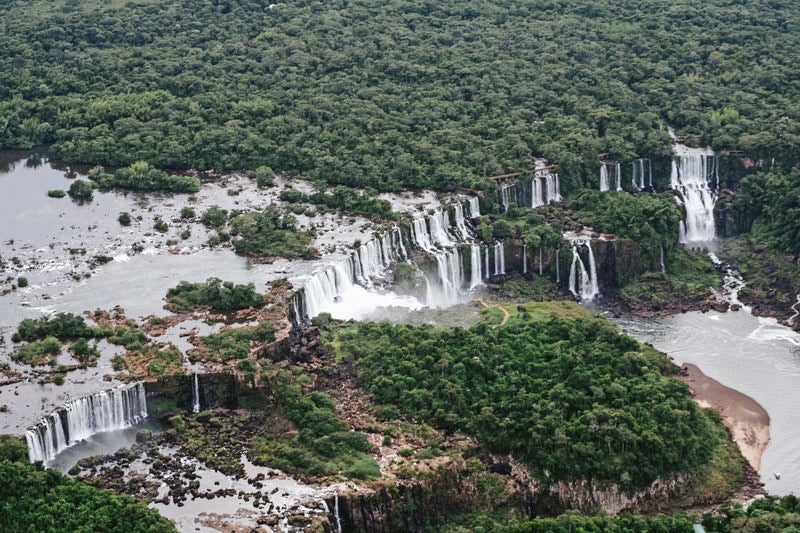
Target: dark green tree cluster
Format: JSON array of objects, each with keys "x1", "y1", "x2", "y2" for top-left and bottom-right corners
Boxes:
[
  {"x1": 165, "y1": 277, "x2": 264, "y2": 311},
  {"x1": 280, "y1": 185, "x2": 394, "y2": 220},
  {"x1": 67, "y1": 179, "x2": 94, "y2": 201},
  {"x1": 566, "y1": 190, "x2": 682, "y2": 268},
  {"x1": 89, "y1": 161, "x2": 200, "y2": 193},
  {"x1": 0, "y1": 0, "x2": 797, "y2": 190},
  {"x1": 334, "y1": 314, "x2": 720, "y2": 490},
  {"x1": 228, "y1": 205, "x2": 317, "y2": 259},
  {"x1": 453, "y1": 495, "x2": 800, "y2": 533},
  {"x1": 12, "y1": 312, "x2": 103, "y2": 343},
  {"x1": 0, "y1": 438, "x2": 175, "y2": 532},
  {"x1": 731, "y1": 169, "x2": 800, "y2": 258}
]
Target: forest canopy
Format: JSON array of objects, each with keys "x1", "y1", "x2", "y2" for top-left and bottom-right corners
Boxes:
[
  {"x1": 0, "y1": 0, "x2": 798, "y2": 192},
  {"x1": 331, "y1": 305, "x2": 722, "y2": 490},
  {"x1": 0, "y1": 439, "x2": 176, "y2": 533}
]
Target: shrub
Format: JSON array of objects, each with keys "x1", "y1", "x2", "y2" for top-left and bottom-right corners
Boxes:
[
  {"x1": 47, "y1": 189, "x2": 65, "y2": 198},
  {"x1": 67, "y1": 179, "x2": 94, "y2": 201},
  {"x1": 201, "y1": 205, "x2": 228, "y2": 228},
  {"x1": 118, "y1": 212, "x2": 132, "y2": 226}
]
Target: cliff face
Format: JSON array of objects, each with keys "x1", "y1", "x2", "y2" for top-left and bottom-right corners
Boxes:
[
  {"x1": 329, "y1": 462, "x2": 519, "y2": 533},
  {"x1": 592, "y1": 238, "x2": 644, "y2": 294},
  {"x1": 329, "y1": 454, "x2": 699, "y2": 532},
  {"x1": 503, "y1": 456, "x2": 691, "y2": 516}
]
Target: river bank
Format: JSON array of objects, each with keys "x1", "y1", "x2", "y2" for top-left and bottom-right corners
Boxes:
[{"x1": 678, "y1": 363, "x2": 769, "y2": 474}]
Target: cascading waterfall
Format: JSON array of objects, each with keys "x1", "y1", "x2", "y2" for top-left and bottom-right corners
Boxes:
[
  {"x1": 660, "y1": 244, "x2": 666, "y2": 274},
  {"x1": 451, "y1": 203, "x2": 472, "y2": 241},
  {"x1": 467, "y1": 196, "x2": 481, "y2": 218},
  {"x1": 567, "y1": 240, "x2": 599, "y2": 301},
  {"x1": 670, "y1": 154, "x2": 718, "y2": 243},
  {"x1": 532, "y1": 173, "x2": 561, "y2": 208},
  {"x1": 600, "y1": 164, "x2": 609, "y2": 192},
  {"x1": 493, "y1": 242, "x2": 505, "y2": 276},
  {"x1": 411, "y1": 217, "x2": 436, "y2": 252},
  {"x1": 498, "y1": 183, "x2": 517, "y2": 212},
  {"x1": 192, "y1": 373, "x2": 200, "y2": 414},
  {"x1": 26, "y1": 382, "x2": 148, "y2": 464},
  {"x1": 297, "y1": 200, "x2": 487, "y2": 322},
  {"x1": 428, "y1": 209, "x2": 454, "y2": 247},
  {"x1": 426, "y1": 247, "x2": 464, "y2": 308},
  {"x1": 484, "y1": 247, "x2": 489, "y2": 280},
  {"x1": 614, "y1": 162, "x2": 622, "y2": 191},
  {"x1": 469, "y1": 243, "x2": 483, "y2": 289}
]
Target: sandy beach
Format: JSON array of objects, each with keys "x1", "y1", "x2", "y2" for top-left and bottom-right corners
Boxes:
[{"x1": 678, "y1": 363, "x2": 770, "y2": 472}]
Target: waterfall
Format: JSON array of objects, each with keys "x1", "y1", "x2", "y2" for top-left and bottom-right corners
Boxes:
[
  {"x1": 549, "y1": 173, "x2": 562, "y2": 203},
  {"x1": 567, "y1": 240, "x2": 599, "y2": 301},
  {"x1": 484, "y1": 247, "x2": 489, "y2": 280},
  {"x1": 555, "y1": 246, "x2": 560, "y2": 284},
  {"x1": 26, "y1": 382, "x2": 148, "y2": 464},
  {"x1": 425, "y1": 247, "x2": 464, "y2": 308},
  {"x1": 192, "y1": 373, "x2": 200, "y2": 414},
  {"x1": 410, "y1": 217, "x2": 436, "y2": 252},
  {"x1": 632, "y1": 158, "x2": 650, "y2": 191},
  {"x1": 670, "y1": 154, "x2": 718, "y2": 243},
  {"x1": 660, "y1": 244, "x2": 666, "y2": 274},
  {"x1": 600, "y1": 165, "x2": 609, "y2": 192},
  {"x1": 428, "y1": 209, "x2": 454, "y2": 247},
  {"x1": 469, "y1": 244, "x2": 483, "y2": 289},
  {"x1": 531, "y1": 177, "x2": 542, "y2": 207},
  {"x1": 451, "y1": 203, "x2": 472, "y2": 240},
  {"x1": 523, "y1": 243, "x2": 528, "y2": 274},
  {"x1": 615, "y1": 162, "x2": 622, "y2": 192},
  {"x1": 493, "y1": 242, "x2": 505, "y2": 276},
  {"x1": 539, "y1": 246, "x2": 543, "y2": 276},
  {"x1": 498, "y1": 183, "x2": 516, "y2": 212},
  {"x1": 297, "y1": 201, "x2": 486, "y2": 322},
  {"x1": 334, "y1": 492, "x2": 343, "y2": 533},
  {"x1": 468, "y1": 196, "x2": 481, "y2": 218},
  {"x1": 302, "y1": 262, "x2": 354, "y2": 319}
]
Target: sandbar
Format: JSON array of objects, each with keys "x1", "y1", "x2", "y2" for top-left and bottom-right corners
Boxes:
[{"x1": 678, "y1": 363, "x2": 770, "y2": 472}]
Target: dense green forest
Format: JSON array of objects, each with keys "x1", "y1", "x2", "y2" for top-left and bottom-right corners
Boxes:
[
  {"x1": 446, "y1": 496, "x2": 800, "y2": 533},
  {"x1": 0, "y1": 437, "x2": 176, "y2": 532},
  {"x1": 1, "y1": 0, "x2": 798, "y2": 193},
  {"x1": 331, "y1": 303, "x2": 725, "y2": 490}
]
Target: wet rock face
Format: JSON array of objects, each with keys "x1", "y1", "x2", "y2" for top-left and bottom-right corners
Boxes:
[{"x1": 145, "y1": 373, "x2": 238, "y2": 414}]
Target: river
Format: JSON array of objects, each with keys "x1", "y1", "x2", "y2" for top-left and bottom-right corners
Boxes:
[{"x1": 615, "y1": 309, "x2": 800, "y2": 495}]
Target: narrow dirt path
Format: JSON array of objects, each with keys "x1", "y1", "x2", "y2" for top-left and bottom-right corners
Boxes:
[{"x1": 474, "y1": 298, "x2": 510, "y2": 327}]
